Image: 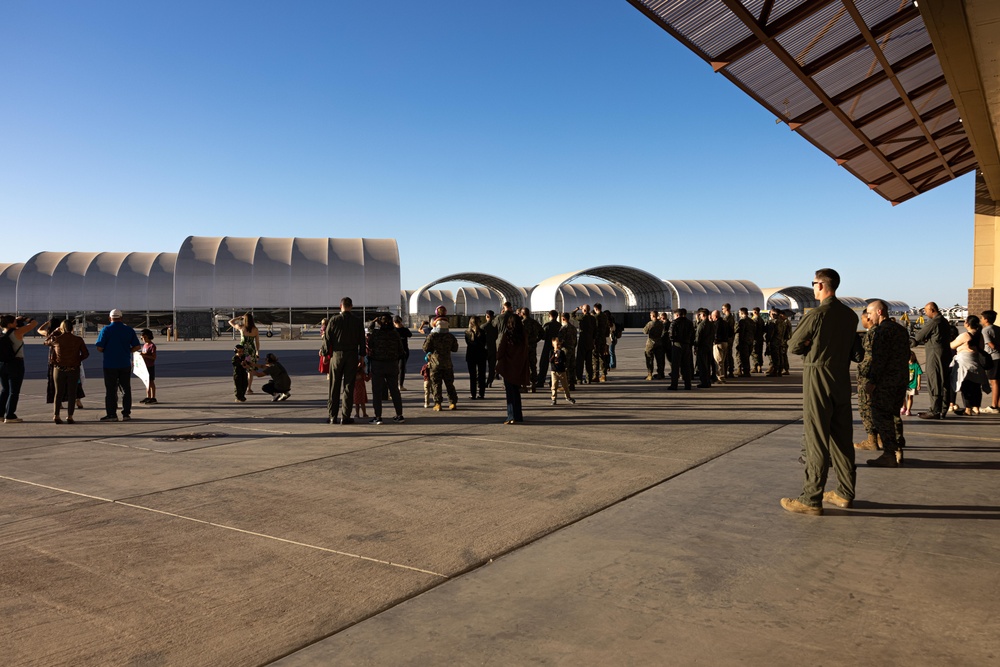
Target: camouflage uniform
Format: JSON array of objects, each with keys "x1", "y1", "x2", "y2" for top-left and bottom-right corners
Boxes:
[
  {"x1": 862, "y1": 320, "x2": 910, "y2": 456},
  {"x1": 856, "y1": 327, "x2": 876, "y2": 438},
  {"x1": 422, "y1": 329, "x2": 459, "y2": 407},
  {"x1": 593, "y1": 310, "x2": 612, "y2": 380},
  {"x1": 734, "y1": 316, "x2": 754, "y2": 377},
  {"x1": 777, "y1": 316, "x2": 792, "y2": 374},
  {"x1": 574, "y1": 311, "x2": 597, "y2": 383},
  {"x1": 751, "y1": 314, "x2": 765, "y2": 371},
  {"x1": 642, "y1": 318, "x2": 664, "y2": 379},
  {"x1": 558, "y1": 322, "x2": 578, "y2": 390},
  {"x1": 722, "y1": 310, "x2": 737, "y2": 378},
  {"x1": 856, "y1": 326, "x2": 905, "y2": 448}
]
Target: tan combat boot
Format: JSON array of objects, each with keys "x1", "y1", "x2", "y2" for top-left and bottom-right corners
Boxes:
[{"x1": 854, "y1": 434, "x2": 880, "y2": 450}]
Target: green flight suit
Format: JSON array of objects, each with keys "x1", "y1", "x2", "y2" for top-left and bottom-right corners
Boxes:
[{"x1": 789, "y1": 296, "x2": 859, "y2": 506}]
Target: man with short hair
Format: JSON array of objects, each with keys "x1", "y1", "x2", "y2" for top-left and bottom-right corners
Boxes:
[
  {"x1": 520, "y1": 307, "x2": 544, "y2": 392},
  {"x1": 96, "y1": 309, "x2": 141, "y2": 422},
  {"x1": 710, "y1": 310, "x2": 729, "y2": 384},
  {"x1": 751, "y1": 307, "x2": 765, "y2": 373},
  {"x1": 694, "y1": 308, "x2": 715, "y2": 388},
  {"x1": 558, "y1": 313, "x2": 578, "y2": 391},
  {"x1": 423, "y1": 316, "x2": 459, "y2": 410},
  {"x1": 642, "y1": 310, "x2": 664, "y2": 381},
  {"x1": 862, "y1": 300, "x2": 911, "y2": 467},
  {"x1": 721, "y1": 303, "x2": 736, "y2": 378},
  {"x1": 593, "y1": 303, "x2": 612, "y2": 382},
  {"x1": 322, "y1": 297, "x2": 366, "y2": 424},
  {"x1": 913, "y1": 301, "x2": 955, "y2": 419},
  {"x1": 572, "y1": 304, "x2": 597, "y2": 383},
  {"x1": 734, "y1": 307, "x2": 754, "y2": 377},
  {"x1": 764, "y1": 308, "x2": 783, "y2": 376},
  {"x1": 781, "y1": 269, "x2": 859, "y2": 515},
  {"x1": 668, "y1": 308, "x2": 694, "y2": 390}
]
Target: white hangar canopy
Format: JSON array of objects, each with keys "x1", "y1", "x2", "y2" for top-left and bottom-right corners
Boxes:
[
  {"x1": 531, "y1": 266, "x2": 671, "y2": 313},
  {"x1": 0, "y1": 263, "x2": 23, "y2": 312},
  {"x1": 174, "y1": 237, "x2": 400, "y2": 310},
  {"x1": 764, "y1": 286, "x2": 819, "y2": 311},
  {"x1": 403, "y1": 289, "x2": 455, "y2": 317},
  {"x1": 455, "y1": 286, "x2": 502, "y2": 316},
  {"x1": 664, "y1": 280, "x2": 764, "y2": 314},
  {"x1": 409, "y1": 273, "x2": 526, "y2": 316},
  {"x1": 551, "y1": 283, "x2": 629, "y2": 314},
  {"x1": 16, "y1": 252, "x2": 177, "y2": 315}
]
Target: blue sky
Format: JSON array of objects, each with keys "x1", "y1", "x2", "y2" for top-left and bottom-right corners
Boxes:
[{"x1": 1, "y1": 1, "x2": 974, "y2": 308}]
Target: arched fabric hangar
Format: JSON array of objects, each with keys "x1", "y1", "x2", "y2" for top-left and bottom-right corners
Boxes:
[
  {"x1": 664, "y1": 279, "x2": 764, "y2": 315},
  {"x1": 15, "y1": 251, "x2": 177, "y2": 326},
  {"x1": 0, "y1": 263, "x2": 23, "y2": 312},
  {"x1": 764, "y1": 286, "x2": 819, "y2": 311},
  {"x1": 409, "y1": 273, "x2": 526, "y2": 317},
  {"x1": 174, "y1": 237, "x2": 400, "y2": 311},
  {"x1": 531, "y1": 266, "x2": 671, "y2": 314},
  {"x1": 403, "y1": 289, "x2": 455, "y2": 319},
  {"x1": 552, "y1": 283, "x2": 630, "y2": 314},
  {"x1": 455, "y1": 286, "x2": 502, "y2": 316}
]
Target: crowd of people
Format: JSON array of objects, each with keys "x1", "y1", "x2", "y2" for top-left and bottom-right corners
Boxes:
[{"x1": 4, "y1": 291, "x2": 997, "y2": 453}]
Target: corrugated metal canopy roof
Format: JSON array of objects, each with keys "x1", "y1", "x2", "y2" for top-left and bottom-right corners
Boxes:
[{"x1": 628, "y1": 0, "x2": 977, "y2": 204}]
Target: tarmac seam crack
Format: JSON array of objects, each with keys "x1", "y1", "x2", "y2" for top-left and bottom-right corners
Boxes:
[{"x1": 0, "y1": 473, "x2": 448, "y2": 579}]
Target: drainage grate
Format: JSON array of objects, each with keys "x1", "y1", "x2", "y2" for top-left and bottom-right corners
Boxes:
[{"x1": 152, "y1": 432, "x2": 229, "y2": 443}]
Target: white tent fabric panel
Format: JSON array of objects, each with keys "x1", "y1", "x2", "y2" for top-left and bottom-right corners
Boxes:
[
  {"x1": 0, "y1": 263, "x2": 23, "y2": 312},
  {"x1": 455, "y1": 286, "x2": 501, "y2": 315},
  {"x1": 81, "y1": 252, "x2": 128, "y2": 311},
  {"x1": 362, "y1": 239, "x2": 402, "y2": 308},
  {"x1": 556, "y1": 283, "x2": 629, "y2": 314},
  {"x1": 148, "y1": 253, "x2": 177, "y2": 311},
  {"x1": 408, "y1": 289, "x2": 455, "y2": 315},
  {"x1": 15, "y1": 251, "x2": 178, "y2": 314},
  {"x1": 293, "y1": 238, "x2": 332, "y2": 306},
  {"x1": 251, "y1": 238, "x2": 293, "y2": 309},
  {"x1": 214, "y1": 237, "x2": 257, "y2": 309},
  {"x1": 665, "y1": 279, "x2": 764, "y2": 314},
  {"x1": 175, "y1": 237, "x2": 223, "y2": 309}
]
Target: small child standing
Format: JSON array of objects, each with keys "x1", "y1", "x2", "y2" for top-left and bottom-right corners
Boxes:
[
  {"x1": 421, "y1": 357, "x2": 432, "y2": 408},
  {"x1": 232, "y1": 344, "x2": 249, "y2": 402},
  {"x1": 353, "y1": 357, "x2": 370, "y2": 419},
  {"x1": 904, "y1": 350, "x2": 923, "y2": 416},
  {"x1": 550, "y1": 337, "x2": 576, "y2": 406},
  {"x1": 139, "y1": 329, "x2": 157, "y2": 404}
]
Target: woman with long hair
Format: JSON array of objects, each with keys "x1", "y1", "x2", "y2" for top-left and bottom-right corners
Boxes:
[
  {"x1": 949, "y1": 315, "x2": 988, "y2": 415},
  {"x1": 465, "y1": 316, "x2": 488, "y2": 400},
  {"x1": 229, "y1": 312, "x2": 260, "y2": 393},
  {"x1": 495, "y1": 313, "x2": 530, "y2": 424}
]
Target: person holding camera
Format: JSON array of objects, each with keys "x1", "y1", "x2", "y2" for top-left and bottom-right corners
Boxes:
[{"x1": 0, "y1": 314, "x2": 39, "y2": 423}]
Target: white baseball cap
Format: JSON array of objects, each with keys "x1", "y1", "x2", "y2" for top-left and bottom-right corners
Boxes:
[{"x1": 109, "y1": 309, "x2": 123, "y2": 319}]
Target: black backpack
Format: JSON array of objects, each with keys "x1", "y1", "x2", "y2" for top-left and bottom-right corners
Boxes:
[{"x1": 0, "y1": 331, "x2": 16, "y2": 363}]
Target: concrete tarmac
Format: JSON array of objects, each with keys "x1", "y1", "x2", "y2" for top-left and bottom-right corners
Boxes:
[{"x1": 2, "y1": 334, "x2": 997, "y2": 666}]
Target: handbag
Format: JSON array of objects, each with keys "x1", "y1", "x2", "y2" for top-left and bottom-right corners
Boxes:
[{"x1": 318, "y1": 354, "x2": 330, "y2": 374}]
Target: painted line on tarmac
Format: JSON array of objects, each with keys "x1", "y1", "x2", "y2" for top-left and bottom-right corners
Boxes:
[
  {"x1": 0, "y1": 473, "x2": 447, "y2": 580},
  {"x1": 114, "y1": 501, "x2": 449, "y2": 578}
]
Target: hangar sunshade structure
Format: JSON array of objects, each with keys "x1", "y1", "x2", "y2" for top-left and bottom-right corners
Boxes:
[{"x1": 625, "y1": 0, "x2": 1000, "y2": 310}]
